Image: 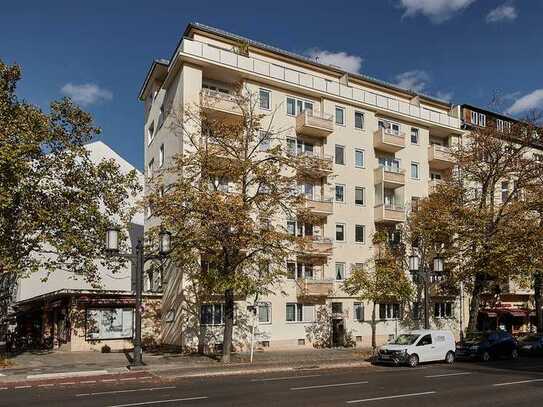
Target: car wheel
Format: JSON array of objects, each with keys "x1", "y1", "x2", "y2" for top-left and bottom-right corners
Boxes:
[
  {"x1": 482, "y1": 351, "x2": 491, "y2": 362},
  {"x1": 445, "y1": 351, "x2": 455, "y2": 364},
  {"x1": 408, "y1": 354, "x2": 419, "y2": 368},
  {"x1": 511, "y1": 349, "x2": 519, "y2": 360}
]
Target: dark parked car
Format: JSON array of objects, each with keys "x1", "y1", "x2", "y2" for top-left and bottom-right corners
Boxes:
[
  {"x1": 518, "y1": 334, "x2": 543, "y2": 356},
  {"x1": 456, "y1": 331, "x2": 519, "y2": 361}
]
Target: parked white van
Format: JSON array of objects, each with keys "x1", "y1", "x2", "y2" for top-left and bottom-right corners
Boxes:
[{"x1": 376, "y1": 330, "x2": 456, "y2": 367}]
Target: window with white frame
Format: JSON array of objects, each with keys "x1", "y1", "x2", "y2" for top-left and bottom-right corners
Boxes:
[
  {"x1": 86, "y1": 308, "x2": 134, "y2": 340},
  {"x1": 335, "y1": 184, "x2": 345, "y2": 202},
  {"x1": 259, "y1": 88, "x2": 271, "y2": 110},
  {"x1": 355, "y1": 149, "x2": 365, "y2": 168},
  {"x1": 378, "y1": 119, "x2": 400, "y2": 135},
  {"x1": 379, "y1": 303, "x2": 400, "y2": 320},
  {"x1": 354, "y1": 302, "x2": 364, "y2": 321},
  {"x1": 335, "y1": 262, "x2": 346, "y2": 280},
  {"x1": 159, "y1": 144, "x2": 164, "y2": 167},
  {"x1": 434, "y1": 302, "x2": 453, "y2": 319},
  {"x1": 258, "y1": 302, "x2": 272, "y2": 323},
  {"x1": 286, "y1": 97, "x2": 313, "y2": 116},
  {"x1": 354, "y1": 111, "x2": 365, "y2": 130},
  {"x1": 355, "y1": 186, "x2": 365, "y2": 206},
  {"x1": 335, "y1": 145, "x2": 345, "y2": 165},
  {"x1": 478, "y1": 112, "x2": 486, "y2": 127},
  {"x1": 355, "y1": 224, "x2": 365, "y2": 243},
  {"x1": 411, "y1": 128, "x2": 419, "y2": 144},
  {"x1": 147, "y1": 121, "x2": 155, "y2": 145},
  {"x1": 335, "y1": 106, "x2": 345, "y2": 125},
  {"x1": 471, "y1": 111, "x2": 486, "y2": 127},
  {"x1": 296, "y1": 262, "x2": 314, "y2": 279},
  {"x1": 286, "y1": 303, "x2": 314, "y2": 322},
  {"x1": 200, "y1": 303, "x2": 225, "y2": 325},
  {"x1": 410, "y1": 162, "x2": 420, "y2": 179},
  {"x1": 335, "y1": 224, "x2": 345, "y2": 242}
]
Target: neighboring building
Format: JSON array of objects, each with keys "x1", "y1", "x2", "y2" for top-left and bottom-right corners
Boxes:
[
  {"x1": 4, "y1": 141, "x2": 161, "y2": 352},
  {"x1": 139, "y1": 23, "x2": 469, "y2": 350}
]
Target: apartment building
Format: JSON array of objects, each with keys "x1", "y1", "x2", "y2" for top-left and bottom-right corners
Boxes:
[{"x1": 139, "y1": 23, "x2": 468, "y2": 350}]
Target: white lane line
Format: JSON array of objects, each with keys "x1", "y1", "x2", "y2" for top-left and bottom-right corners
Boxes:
[
  {"x1": 106, "y1": 397, "x2": 208, "y2": 407},
  {"x1": 425, "y1": 372, "x2": 472, "y2": 378},
  {"x1": 59, "y1": 382, "x2": 76, "y2": 385},
  {"x1": 14, "y1": 385, "x2": 32, "y2": 389},
  {"x1": 493, "y1": 378, "x2": 543, "y2": 387},
  {"x1": 80, "y1": 380, "x2": 96, "y2": 384},
  {"x1": 291, "y1": 381, "x2": 368, "y2": 391},
  {"x1": 76, "y1": 386, "x2": 176, "y2": 397},
  {"x1": 139, "y1": 376, "x2": 153, "y2": 380},
  {"x1": 38, "y1": 384, "x2": 55, "y2": 387},
  {"x1": 251, "y1": 374, "x2": 322, "y2": 382},
  {"x1": 120, "y1": 377, "x2": 138, "y2": 381},
  {"x1": 102, "y1": 379, "x2": 117, "y2": 382},
  {"x1": 0, "y1": 387, "x2": 8, "y2": 390},
  {"x1": 347, "y1": 391, "x2": 437, "y2": 404}
]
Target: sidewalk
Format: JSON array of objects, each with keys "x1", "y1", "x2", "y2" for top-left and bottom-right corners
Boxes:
[{"x1": 0, "y1": 348, "x2": 372, "y2": 383}]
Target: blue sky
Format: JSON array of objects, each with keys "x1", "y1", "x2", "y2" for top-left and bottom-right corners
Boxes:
[{"x1": 2, "y1": 0, "x2": 542, "y2": 170}]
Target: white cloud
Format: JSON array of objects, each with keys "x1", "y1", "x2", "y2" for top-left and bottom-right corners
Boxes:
[
  {"x1": 60, "y1": 83, "x2": 113, "y2": 106},
  {"x1": 399, "y1": 0, "x2": 476, "y2": 24},
  {"x1": 486, "y1": 4, "x2": 517, "y2": 23},
  {"x1": 506, "y1": 89, "x2": 543, "y2": 115},
  {"x1": 394, "y1": 70, "x2": 430, "y2": 92},
  {"x1": 435, "y1": 90, "x2": 454, "y2": 102},
  {"x1": 305, "y1": 49, "x2": 363, "y2": 73}
]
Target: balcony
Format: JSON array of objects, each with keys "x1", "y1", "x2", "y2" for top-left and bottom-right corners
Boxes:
[
  {"x1": 428, "y1": 179, "x2": 442, "y2": 194},
  {"x1": 428, "y1": 144, "x2": 454, "y2": 169},
  {"x1": 374, "y1": 166, "x2": 405, "y2": 189},
  {"x1": 296, "y1": 279, "x2": 334, "y2": 301},
  {"x1": 305, "y1": 198, "x2": 334, "y2": 217},
  {"x1": 374, "y1": 203, "x2": 406, "y2": 224},
  {"x1": 300, "y1": 236, "x2": 333, "y2": 258},
  {"x1": 200, "y1": 88, "x2": 242, "y2": 118},
  {"x1": 295, "y1": 110, "x2": 334, "y2": 138},
  {"x1": 373, "y1": 128, "x2": 406, "y2": 153},
  {"x1": 293, "y1": 152, "x2": 333, "y2": 178}
]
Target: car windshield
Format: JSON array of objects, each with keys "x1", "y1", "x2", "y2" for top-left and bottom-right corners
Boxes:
[
  {"x1": 391, "y1": 334, "x2": 420, "y2": 345},
  {"x1": 520, "y1": 335, "x2": 541, "y2": 342}
]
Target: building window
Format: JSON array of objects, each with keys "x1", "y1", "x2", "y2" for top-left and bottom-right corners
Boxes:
[
  {"x1": 335, "y1": 262, "x2": 345, "y2": 280},
  {"x1": 286, "y1": 97, "x2": 313, "y2": 116},
  {"x1": 354, "y1": 111, "x2": 365, "y2": 130},
  {"x1": 335, "y1": 145, "x2": 345, "y2": 165},
  {"x1": 335, "y1": 224, "x2": 345, "y2": 242},
  {"x1": 355, "y1": 225, "x2": 365, "y2": 243},
  {"x1": 411, "y1": 196, "x2": 420, "y2": 211},
  {"x1": 355, "y1": 149, "x2": 365, "y2": 168},
  {"x1": 411, "y1": 128, "x2": 419, "y2": 144},
  {"x1": 378, "y1": 119, "x2": 400, "y2": 135},
  {"x1": 410, "y1": 162, "x2": 420, "y2": 180},
  {"x1": 354, "y1": 302, "x2": 364, "y2": 321},
  {"x1": 434, "y1": 302, "x2": 453, "y2": 319},
  {"x1": 258, "y1": 302, "x2": 272, "y2": 324},
  {"x1": 478, "y1": 113, "x2": 486, "y2": 127},
  {"x1": 200, "y1": 303, "x2": 225, "y2": 325},
  {"x1": 147, "y1": 121, "x2": 155, "y2": 145},
  {"x1": 86, "y1": 308, "x2": 134, "y2": 340},
  {"x1": 259, "y1": 88, "x2": 271, "y2": 110},
  {"x1": 332, "y1": 302, "x2": 343, "y2": 314},
  {"x1": 335, "y1": 184, "x2": 345, "y2": 202},
  {"x1": 159, "y1": 144, "x2": 165, "y2": 167},
  {"x1": 501, "y1": 181, "x2": 509, "y2": 203},
  {"x1": 335, "y1": 106, "x2": 345, "y2": 125},
  {"x1": 355, "y1": 186, "x2": 365, "y2": 206},
  {"x1": 286, "y1": 303, "x2": 314, "y2": 322},
  {"x1": 287, "y1": 262, "x2": 296, "y2": 279},
  {"x1": 412, "y1": 302, "x2": 422, "y2": 320},
  {"x1": 147, "y1": 158, "x2": 154, "y2": 179},
  {"x1": 379, "y1": 303, "x2": 400, "y2": 320}
]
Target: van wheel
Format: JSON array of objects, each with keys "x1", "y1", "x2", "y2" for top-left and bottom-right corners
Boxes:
[
  {"x1": 511, "y1": 349, "x2": 519, "y2": 360},
  {"x1": 482, "y1": 351, "x2": 491, "y2": 362},
  {"x1": 445, "y1": 351, "x2": 455, "y2": 364},
  {"x1": 408, "y1": 354, "x2": 419, "y2": 368}
]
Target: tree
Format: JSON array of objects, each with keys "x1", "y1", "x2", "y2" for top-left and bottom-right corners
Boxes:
[
  {"x1": 146, "y1": 84, "x2": 314, "y2": 362},
  {"x1": 408, "y1": 118, "x2": 543, "y2": 333},
  {"x1": 343, "y1": 231, "x2": 414, "y2": 351},
  {"x1": 0, "y1": 61, "x2": 141, "y2": 326}
]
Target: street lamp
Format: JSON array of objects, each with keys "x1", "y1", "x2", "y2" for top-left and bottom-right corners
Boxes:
[
  {"x1": 409, "y1": 252, "x2": 430, "y2": 330},
  {"x1": 433, "y1": 256, "x2": 444, "y2": 273},
  {"x1": 105, "y1": 226, "x2": 172, "y2": 366}
]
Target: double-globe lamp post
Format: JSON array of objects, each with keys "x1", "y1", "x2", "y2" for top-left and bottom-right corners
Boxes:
[
  {"x1": 105, "y1": 227, "x2": 172, "y2": 366},
  {"x1": 408, "y1": 253, "x2": 444, "y2": 330}
]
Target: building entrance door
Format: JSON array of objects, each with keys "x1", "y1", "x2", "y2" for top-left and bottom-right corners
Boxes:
[{"x1": 332, "y1": 318, "x2": 345, "y2": 347}]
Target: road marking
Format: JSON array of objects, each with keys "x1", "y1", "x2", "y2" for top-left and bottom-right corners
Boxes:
[
  {"x1": 0, "y1": 387, "x2": 8, "y2": 390},
  {"x1": 425, "y1": 372, "x2": 472, "y2": 378},
  {"x1": 14, "y1": 385, "x2": 32, "y2": 389},
  {"x1": 493, "y1": 378, "x2": 543, "y2": 387},
  {"x1": 251, "y1": 374, "x2": 322, "y2": 382},
  {"x1": 347, "y1": 391, "x2": 437, "y2": 404},
  {"x1": 120, "y1": 377, "x2": 139, "y2": 381},
  {"x1": 80, "y1": 380, "x2": 96, "y2": 384},
  {"x1": 59, "y1": 382, "x2": 76, "y2": 385},
  {"x1": 106, "y1": 397, "x2": 208, "y2": 407},
  {"x1": 140, "y1": 376, "x2": 153, "y2": 380},
  {"x1": 102, "y1": 379, "x2": 117, "y2": 382},
  {"x1": 38, "y1": 384, "x2": 55, "y2": 387},
  {"x1": 76, "y1": 386, "x2": 176, "y2": 397},
  {"x1": 291, "y1": 381, "x2": 368, "y2": 391}
]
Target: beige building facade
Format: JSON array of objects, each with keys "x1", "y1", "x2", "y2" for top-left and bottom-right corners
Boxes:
[{"x1": 140, "y1": 23, "x2": 471, "y2": 351}]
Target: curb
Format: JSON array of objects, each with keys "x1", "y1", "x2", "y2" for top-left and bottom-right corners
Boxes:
[{"x1": 0, "y1": 367, "x2": 130, "y2": 383}]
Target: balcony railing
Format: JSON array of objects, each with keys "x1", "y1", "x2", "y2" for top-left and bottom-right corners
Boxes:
[
  {"x1": 428, "y1": 179, "x2": 442, "y2": 194},
  {"x1": 180, "y1": 39, "x2": 461, "y2": 129},
  {"x1": 295, "y1": 109, "x2": 334, "y2": 138},
  {"x1": 301, "y1": 236, "x2": 333, "y2": 257},
  {"x1": 373, "y1": 128, "x2": 406, "y2": 153},
  {"x1": 428, "y1": 144, "x2": 454, "y2": 169},
  {"x1": 292, "y1": 151, "x2": 333, "y2": 176},
  {"x1": 374, "y1": 203, "x2": 406, "y2": 223},
  {"x1": 374, "y1": 166, "x2": 405, "y2": 188},
  {"x1": 296, "y1": 278, "x2": 334, "y2": 299},
  {"x1": 200, "y1": 88, "x2": 242, "y2": 117},
  {"x1": 304, "y1": 197, "x2": 334, "y2": 216}
]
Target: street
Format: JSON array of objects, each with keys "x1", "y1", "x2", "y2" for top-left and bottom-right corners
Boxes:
[{"x1": 2, "y1": 358, "x2": 543, "y2": 406}]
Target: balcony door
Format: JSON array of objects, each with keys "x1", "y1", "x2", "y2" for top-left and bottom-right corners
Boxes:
[
  {"x1": 384, "y1": 189, "x2": 396, "y2": 207},
  {"x1": 379, "y1": 157, "x2": 400, "y2": 171},
  {"x1": 378, "y1": 119, "x2": 400, "y2": 135}
]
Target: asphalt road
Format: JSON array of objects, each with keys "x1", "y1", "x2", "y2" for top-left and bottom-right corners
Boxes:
[{"x1": 2, "y1": 357, "x2": 543, "y2": 406}]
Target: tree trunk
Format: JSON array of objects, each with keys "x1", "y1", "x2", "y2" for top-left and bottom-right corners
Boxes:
[
  {"x1": 467, "y1": 273, "x2": 485, "y2": 332},
  {"x1": 371, "y1": 302, "x2": 377, "y2": 352},
  {"x1": 535, "y1": 272, "x2": 543, "y2": 334},
  {"x1": 222, "y1": 288, "x2": 235, "y2": 363}
]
